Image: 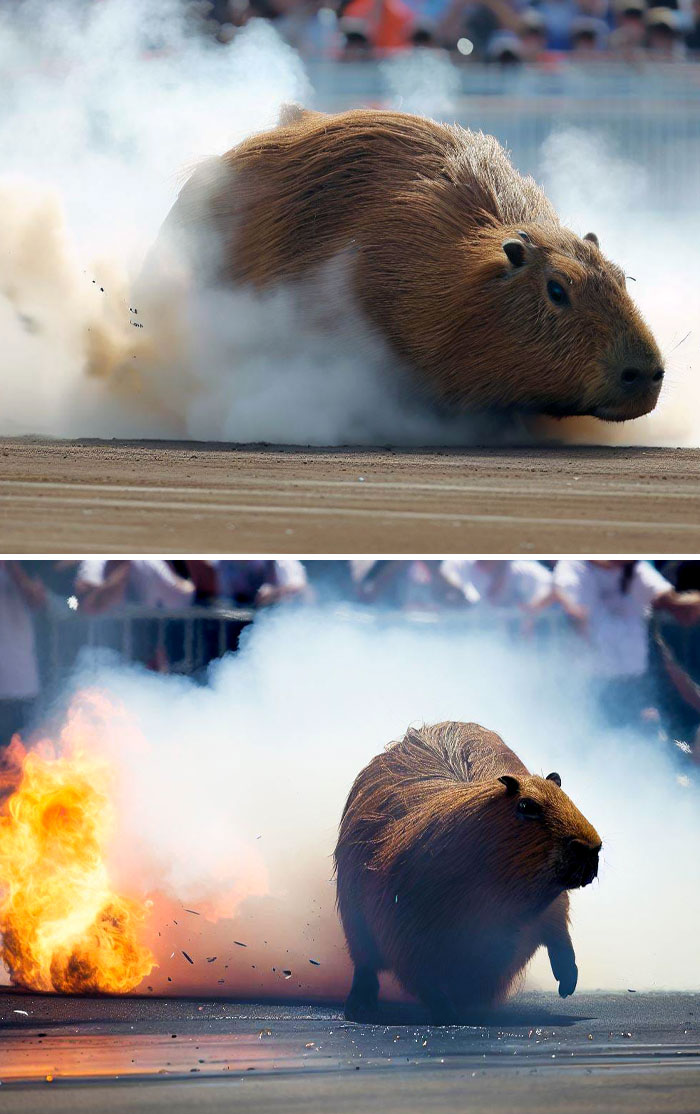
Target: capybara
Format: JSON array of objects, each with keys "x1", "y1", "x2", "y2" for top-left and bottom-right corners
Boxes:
[
  {"x1": 162, "y1": 107, "x2": 663, "y2": 422},
  {"x1": 334, "y1": 721, "x2": 601, "y2": 1024}
]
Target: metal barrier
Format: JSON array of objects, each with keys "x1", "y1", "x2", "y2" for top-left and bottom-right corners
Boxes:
[
  {"x1": 307, "y1": 60, "x2": 700, "y2": 212},
  {"x1": 26, "y1": 598, "x2": 700, "y2": 753},
  {"x1": 38, "y1": 598, "x2": 700, "y2": 698},
  {"x1": 41, "y1": 603, "x2": 255, "y2": 687},
  {"x1": 40, "y1": 598, "x2": 566, "y2": 689}
]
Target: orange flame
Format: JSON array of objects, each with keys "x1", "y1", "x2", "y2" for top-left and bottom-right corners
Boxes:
[{"x1": 0, "y1": 693, "x2": 155, "y2": 994}]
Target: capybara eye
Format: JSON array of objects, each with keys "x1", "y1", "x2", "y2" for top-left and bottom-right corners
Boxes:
[
  {"x1": 547, "y1": 280, "x2": 569, "y2": 307},
  {"x1": 517, "y1": 798, "x2": 542, "y2": 819}
]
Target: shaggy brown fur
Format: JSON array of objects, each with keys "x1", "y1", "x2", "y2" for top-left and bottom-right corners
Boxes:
[
  {"x1": 334, "y1": 721, "x2": 601, "y2": 1024},
  {"x1": 165, "y1": 108, "x2": 663, "y2": 423}
]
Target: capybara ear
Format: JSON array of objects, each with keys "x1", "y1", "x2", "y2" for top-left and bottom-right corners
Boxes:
[
  {"x1": 502, "y1": 239, "x2": 527, "y2": 268},
  {"x1": 498, "y1": 774, "x2": 520, "y2": 795},
  {"x1": 278, "y1": 103, "x2": 321, "y2": 128},
  {"x1": 546, "y1": 771, "x2": 562, "y2": 787},
  {"x1": 583, "y1": 231, "x2": 599, "y2": 248}
]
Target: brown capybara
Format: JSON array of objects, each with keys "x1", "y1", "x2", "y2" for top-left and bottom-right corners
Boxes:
[
  {"x1": 163, "y1": 107, "x2": 663, "y2": 422},
  {"x1": 334, "y1": 721, "x2": 601, "y2": 1024}
]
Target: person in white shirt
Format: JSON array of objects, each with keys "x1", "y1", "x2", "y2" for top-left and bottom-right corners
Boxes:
[
  {"x1": 74, "y1": 560, "x2": 195, "y2": 613},
  {"x1": 211, "y1": 560, "x2": 310, "y2": 608},
  {"x1": 0, "y1": 562, "x2": 46, "y2": 747},
  {"x1": 353, "y1": 561, "x2": 465, "y2": 612},
  {"x1": 73, "y1": 560, "x2": 196, "y2": 673},
  {"x1": 439, "y1": 560, "x2": 554, "y2": 611},
  {"x1": 254, "y1": 560, "x2": 310, "y2": 607},
  {"x1": 554, "y1": 560, "x2": 700, "y2": 725}
]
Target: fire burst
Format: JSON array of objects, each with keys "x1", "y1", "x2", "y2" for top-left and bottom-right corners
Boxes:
[{"x1": 0, "y1": 693, "x2": 155, "y2": 994}]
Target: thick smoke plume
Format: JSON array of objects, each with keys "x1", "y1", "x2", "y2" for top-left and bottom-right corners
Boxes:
[
  {"x1": 4, "y1": 607, "x2": 697, "y2": 1000},
  {"x1": 0, "y1": 1, "x2": 697, "y2": 446}
]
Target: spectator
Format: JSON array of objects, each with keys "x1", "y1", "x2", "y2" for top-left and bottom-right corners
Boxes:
[
  {"x1": 274, "y1": 0, "x2": 343, "y2": 56},
  {"x1": 438, "y1": 0, "x2": 520, "y2": 57},
  {"x1": 216, "y1": 560, "x2": 310, "y2": 607},
  {"x1": 191, "y1": 0, "x2": 277, "y2": 40},
  {"x1": 570, "y1": 13, "x2": 609, "y2": 50},
  {"x1": 21, "y1": 560, "x2": 82, "y2": 611},
  {"x1": 409, "y1": 20, "x2": 439, "y2": 42},
  {"x1": 302, "y1": 560, "x2": 363, "y2": 602},
  {"x1": 180, "y1": 560, "x2": 220, "y2": 606},
  {"x1": 532, "y1": 0, "x2": 578, "y2": 49},
  {"x1": 355, "y1": 560, "x2": 459, "y2": 610},
  {"x1": 73, "y1": 561, "x2": 195, "y2": 672},
  {"x1": 256, "y1": 560, "x2": 311, "y2": 607},
  {"x1": 517, "y1": 8, "x2": 549, "y2": 58},
  {"x1": 554, "y1": 560, "x2": 700, "y2": 726},
  {"x1": 0, "y1": 562, "x2": 46, "y2": 747},
  {"x1": 338, "y1": 18, "x2": 374, "y2": 54},
  {"x1": 439, "y1": 559, "x2": 554, "y2": 611},
  {"x1": 339, "y1": 0, "x2": 416, "y2": 51},
  {"x1": 608, "y1": 0, "x2": 647, "y2": 59},
  {"x1": 645, "y1": 5, "x2": 686, "y2": 55},
  {"x1": 193, "y1": 0, "x2": 700, "y2": 56},
  {"x1": 74, "y1": 561, "x2": 195, "y2": 615},
  {"x1": 486, "y1": 29, "x2": 525, "y2": 59}
]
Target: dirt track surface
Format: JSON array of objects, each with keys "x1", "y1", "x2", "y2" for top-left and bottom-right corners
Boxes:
[
  {"x1": 1, "y1": 437, "x2": 700, "y2": 554},
  {"x1": 1, "y1": 990, "x2": 698, "y2": 1113}
]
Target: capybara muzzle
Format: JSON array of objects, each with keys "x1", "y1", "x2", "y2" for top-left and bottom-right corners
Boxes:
[{"x1": 560, "y1": 837, "x2": 601, "y2": 889}]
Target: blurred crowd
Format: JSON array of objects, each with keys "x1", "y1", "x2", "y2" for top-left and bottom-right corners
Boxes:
[
  {"x1": 2, "y1": 559, "x2": 700, "y2": 761},
  {"x1": 190, "y1": 0, "x2": 700, "y2": 64}
]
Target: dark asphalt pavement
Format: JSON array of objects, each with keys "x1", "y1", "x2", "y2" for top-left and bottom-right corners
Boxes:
[{"x1": 0, "y1": 989, "x2": 698, "y2": 1113}]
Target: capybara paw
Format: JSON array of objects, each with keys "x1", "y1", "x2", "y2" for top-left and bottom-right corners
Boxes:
[
  {"x1": 549, "y1": 943, "x2": 578, "y2": 998},
  {"x1": 556, "y1": 962, "x2": 578, "y2": 998}
]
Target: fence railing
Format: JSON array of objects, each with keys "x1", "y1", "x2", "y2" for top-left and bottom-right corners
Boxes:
[
  {"x1": 41, "y1": 603, "x2": 255, "y2": 686},
  {"x1": 37, "y1": 599, "x2": 700, "y2": 697}
]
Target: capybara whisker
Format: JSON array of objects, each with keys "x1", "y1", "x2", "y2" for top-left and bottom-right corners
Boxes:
[{"x1": 667, "y1": 330, "x2": 692, "y2": 356}]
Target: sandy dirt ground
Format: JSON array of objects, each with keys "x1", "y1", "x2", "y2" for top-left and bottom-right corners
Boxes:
[
  {"x1": 0, "y1": 990, "x2": 697, "y2": 1113},
  {"x1": 1, "y1": 438, "x2": 700, "y2": 553}
]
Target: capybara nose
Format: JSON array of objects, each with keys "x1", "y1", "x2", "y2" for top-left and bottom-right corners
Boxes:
[
  {"x1": 563, "y1": 838, "x2": 601, "y2": 889},
  {"x1": 620, "y1": 366, "x2": 664, "y2": 391}
]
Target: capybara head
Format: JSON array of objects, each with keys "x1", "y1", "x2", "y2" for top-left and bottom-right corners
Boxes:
[
  {"x1": 367, "y1": 764, "x2": 602, "y2": 904},
  {"x1": 350, "y1": 115, "x2": 665, "y2": 422},
  {"x1": 492, "y1": 224, "x2": 663, "y2": 421},
  {"x1": 399, "y1": 220, "x2": 664, "y2": 423},
  {"x1": 486, "y1": 770, "x2": 602, "y2": 894}
]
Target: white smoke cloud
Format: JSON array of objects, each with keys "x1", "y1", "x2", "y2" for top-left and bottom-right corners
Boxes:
[
  {"x1": 1, "y1": 0, "x2": 697, "y2": 446},
  {"x1": 381, "y1": 48, "x2": 461, "y2": 119},
  {"x1": 11, "y1": 605, "x2": 696, "y2": 1001}
]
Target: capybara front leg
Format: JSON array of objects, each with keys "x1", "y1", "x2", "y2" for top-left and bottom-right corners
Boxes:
[
  {"x1": 540, "y1": 893, "x2": 578, "y2": 998},
  {"x1": 345, "y1": 966, "x2": 380, "y2": 1022},
  {"x1": 548, "y1": 940, "x2": 577, "y2": 998}
]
